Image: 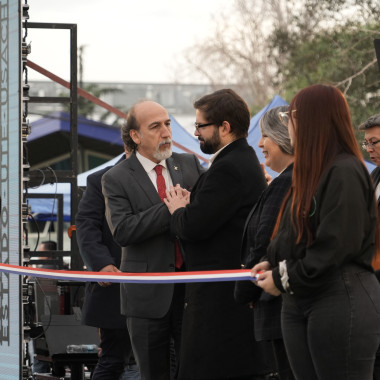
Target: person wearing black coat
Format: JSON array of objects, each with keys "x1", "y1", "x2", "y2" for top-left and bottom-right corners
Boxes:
[
  {"x1": 359, "y1": 113, "x2": 380, "y2": 215},
  {"x1": 359, "y1": 113, "x2": 380, "y2": 380},
  {"x1": 165, "y1": 89, "x2": 273, "y2": 380},
  {"x1": 234, "y1": 106, "x2": 295, "y2": 380}
]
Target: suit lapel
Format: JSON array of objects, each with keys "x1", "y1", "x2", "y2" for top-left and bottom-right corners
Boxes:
[
  {"x1": 129, "y1": 153, "x2": 161, "y2": 204},
  {"x1": 166, "y1": 156, "x2": 184, "y2": 187},
  {"x1": 372, "y1": 167, "x2": 380, "y2": 187}
]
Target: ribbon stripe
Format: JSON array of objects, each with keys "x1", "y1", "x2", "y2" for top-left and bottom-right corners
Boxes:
[{"x1": 0, "y1": 263, "x2": 256, "y2": 283}]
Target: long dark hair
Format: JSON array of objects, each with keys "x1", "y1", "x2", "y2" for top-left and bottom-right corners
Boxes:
[{"x1": 273, "y1": 84, "x2": 364, "y2": 245}]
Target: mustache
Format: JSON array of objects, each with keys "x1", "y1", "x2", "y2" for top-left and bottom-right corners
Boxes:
[{"x1": 158, "y1": 139, "x2": 172, "y2": 147}]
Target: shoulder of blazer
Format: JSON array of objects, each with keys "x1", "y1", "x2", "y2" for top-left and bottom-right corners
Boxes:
[
  {"x1": 104, "y1": 153, "x2": 139, "y2": 176},
  {"x1": 212, "y1": 138, "x2": 250, "y2": 163},
  {"x1": 87, "y1": 165, "x2": 113, "y2": 183},
  {"x1": 91, "y1": 155, "x2": 126, "y2": 179},
  {"x1": 371, "y1": 166, "x2": 380, "y2": 185},
  {"x1": 170, "y1": 152, "x2": 203, "y2": 170},
  {"x1": 171, "y1": 152, "x2": 194, "y2": 162},
  {"x1": 271, "y1": 163, "x2": 293, "y2": 184}
]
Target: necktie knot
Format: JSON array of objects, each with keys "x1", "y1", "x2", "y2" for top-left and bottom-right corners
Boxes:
[{"x1": 154, "y1": 165, "x2": 163, "y2": 176}]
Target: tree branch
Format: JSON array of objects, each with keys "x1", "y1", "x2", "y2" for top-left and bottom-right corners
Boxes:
[{"x1": 335, "y1": 57, "x2": 377, "y2": 94}]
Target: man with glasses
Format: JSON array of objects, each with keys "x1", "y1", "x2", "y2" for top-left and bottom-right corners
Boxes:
[
  {"x1": 359, "y1": 114, "x2": 380, "y2": 380},
  {"x1": 102, "y1": 100, "x2": 204, "y2": 380},
  {"x1": 359, "y1": 113, "x2": 380, "y2": 213},
  {"x1": 164, "y1": 89, "x2": 273, "y2": 379}
]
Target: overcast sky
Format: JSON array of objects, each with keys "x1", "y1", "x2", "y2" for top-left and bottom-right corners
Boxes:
[{"x1": 26, "y1": 0, "x2": 231, "y2": 83}]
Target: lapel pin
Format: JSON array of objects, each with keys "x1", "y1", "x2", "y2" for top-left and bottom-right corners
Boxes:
[{"x1": 174, "y1": 166, "x2": 179, "y2": 171}]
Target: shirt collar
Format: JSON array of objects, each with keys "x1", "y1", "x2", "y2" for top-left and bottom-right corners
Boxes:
[
  {"x1": 209, "y1": 142, "x2": 232, "y2": 166},
  {"x1": 136, "y1": 151, "x2": 168, "y2": 173}
]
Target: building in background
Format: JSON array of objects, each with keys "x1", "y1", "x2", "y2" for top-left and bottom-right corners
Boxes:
[{"x1": 29, "y1": 81, "x2": 254, "y2": 132}]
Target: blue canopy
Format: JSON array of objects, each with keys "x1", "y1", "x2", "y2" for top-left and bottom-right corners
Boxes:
[
  {"x1": 29, "y1": 111, "x2": 210, "y2": 167},
  {"x1": 29, "y1": 111, "x2": 122, "y2": 145}
]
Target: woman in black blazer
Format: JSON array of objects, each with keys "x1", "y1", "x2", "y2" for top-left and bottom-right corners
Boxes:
[{"x1": 235, "y1": 105, "x2": 295, "y2": 380}]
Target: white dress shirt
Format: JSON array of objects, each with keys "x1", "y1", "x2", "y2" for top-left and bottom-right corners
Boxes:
[{"x1": 136, "y1": 151, "x2": 174, "y2": 190}]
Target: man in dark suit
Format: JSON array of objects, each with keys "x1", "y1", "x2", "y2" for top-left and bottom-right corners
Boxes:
[
  {"x1": 102, "y1": 100, "x2": 204, "y2": 380},
  {"x1": 164, "y1": 89, "x2": 273, "y2": 380},
  {"x1": 359, "y1": 113, "x2": 380, "y2": 380},
  {"x1": 76, "y1": 149, "x2": 140, "y2": 380},
  {"x1": 359, "y1": 113, "x2": 380, "y2": 214}
]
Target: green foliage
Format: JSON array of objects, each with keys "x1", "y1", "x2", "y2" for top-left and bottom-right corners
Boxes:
[
  {"x1": 182, "y1": 0, "x2": 380, "y2": 125},
  {"x1": 269, "y1": 0, "x2": 380, "y2": 128}
]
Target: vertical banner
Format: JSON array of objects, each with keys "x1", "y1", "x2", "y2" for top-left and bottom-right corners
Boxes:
[{"x1": 0, "y1": 0, "x2": 21, "y2": 378}]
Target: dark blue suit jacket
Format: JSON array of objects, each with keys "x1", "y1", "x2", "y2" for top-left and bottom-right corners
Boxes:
[{"x1": 76, "y1": 157, "x2": 126, "y2": 329}]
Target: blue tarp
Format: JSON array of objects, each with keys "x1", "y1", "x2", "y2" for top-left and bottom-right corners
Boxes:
[
  {"x1": 29, "y1": 111, "x2": 123, "y2": 145},
  {"x1": 29, "y1": 111, "x2": 210, "y2": 166}
]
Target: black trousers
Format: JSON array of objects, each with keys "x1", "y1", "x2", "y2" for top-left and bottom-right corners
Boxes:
[
  {"x1": 271, "y1": 339, "x2": 295, "y2": 380},
  {"x1": 92, "y1": 327, "x2": 133, "y2": 380},
  {"x1": 281, "y1": 269, "x2": 380, "y2": 380},
  {"x1": 127, "y1": 283, "x2": 185, "y2": 380}
]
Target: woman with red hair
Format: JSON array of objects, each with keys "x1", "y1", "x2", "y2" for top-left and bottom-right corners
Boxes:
[{"x1": 252, "y1": 84, "x2": 380, "y2": 379}]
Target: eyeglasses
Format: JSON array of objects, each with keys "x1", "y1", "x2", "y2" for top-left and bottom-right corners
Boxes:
[
  {"x1": 194, "y1": 122, "x2": 216, "y2": 132},
  {"x1": 361, "y1": 140, "x2": 380, "y2": 150},
  {"x1": 278, "y1": 110, "x2": 296, "y2": 127}
]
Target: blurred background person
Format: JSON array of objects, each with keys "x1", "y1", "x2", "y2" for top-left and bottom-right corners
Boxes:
[
  {"x1": 252, "y1": 84, "x2": 380, "y2": 380},
  {"x1": 359, "y1": 113, "x2": 380, "y2": 215},
  {"x1": 235, "y1": 105, "x2": 295, "y2": 380},
  {"x1": 359, "y1": 113, "x2": 380, "y2": 379},
  {"x1": 34, "y1": 240, "x2": 59, "y2": 269},
  {"x1": 39, "y1": 240, "x2": 57, "y2": 251}
]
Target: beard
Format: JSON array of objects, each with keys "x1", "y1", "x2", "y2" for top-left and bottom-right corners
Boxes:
[
  {"x1": 153, "y1": 139, "x2": 172, "y2": 161},
  {"x1": 199, "y1": 128, "x2": 221, "y2": 154}
]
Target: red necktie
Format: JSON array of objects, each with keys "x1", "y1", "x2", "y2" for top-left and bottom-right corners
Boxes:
[{"x1": 154, "y1": 165, "x2": 184, "y2": 269}]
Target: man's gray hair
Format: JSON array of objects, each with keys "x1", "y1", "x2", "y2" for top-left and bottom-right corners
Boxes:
[
  {"x1": 259, "y1": 105, "x2": 294, "y2": 155},
  {"x1": 120, "y1": 100, "x2": 147, "y2": 152}
]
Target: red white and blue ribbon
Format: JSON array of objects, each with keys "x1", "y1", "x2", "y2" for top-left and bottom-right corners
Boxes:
[{"x1": 0, "y1": 263, "x2": 256, "y2": 283}]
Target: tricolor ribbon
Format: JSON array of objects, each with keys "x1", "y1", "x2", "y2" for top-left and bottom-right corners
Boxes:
[{"x1": 0, "y1": 263, "x2": 257, "y2": 283}]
